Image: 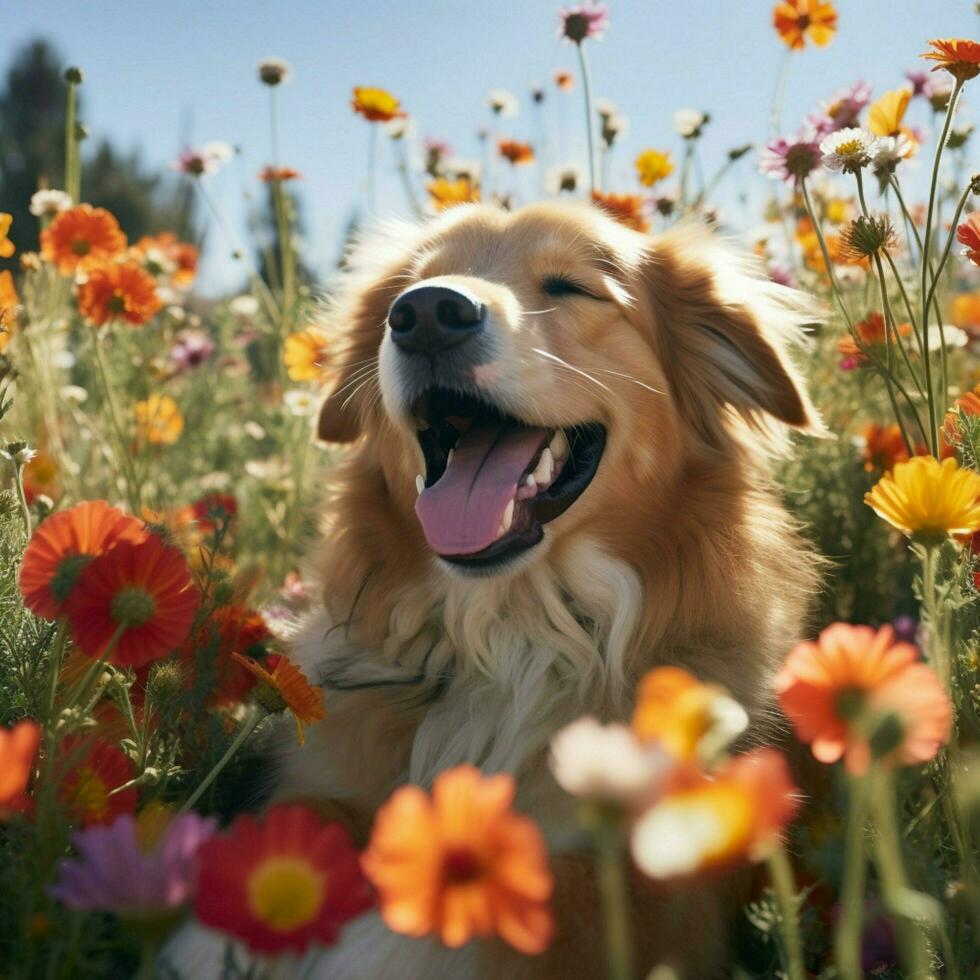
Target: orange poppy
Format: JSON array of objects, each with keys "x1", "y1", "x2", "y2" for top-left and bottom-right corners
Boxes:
[
  {"x1": 362, "y1": 765, "x2": 554, "y2": 954},
  {"x1": 232, "y1": 653, "x2": 325, "y2": 744},
  {"x1": 66, "y1": 534, "x2": 199, "y2": 668},
  {"x1": 427, "y1": 177, "x2": 480, "y2": 212},
  {"x1": 957, "y1": 213, "x2": 980, "y2": 267},
  {"x1": 498, "y1": 140, "x2": 535, "y2": 165},
  {"x1": 259, "y1": 165, "x2": 303, "y2": 182},
  {"x1": 772, "y1": 0, "x2": 837, "y2": 51},
  {"x1": 775, "y1": 623, "x2": 952, "y2": 773},
  {"x1": 284, "y1": 328, "x2": 330, "y2": 382},
  {"x1": 0, "y1": 270, "x2": 18, "y2": 349},
  {"x1": 922, "y1": 39, "x2": 980, "y2": 82},
  {"x1": 591, "y1": 191, "x2": 650, "y2": 233},
  {"x1": 77, "y1": 259, "x2": 162, "y2": 327},
  {"x1": 58, "y1": 737, "x2": 137, "y2": 827},
  {"x1": 18, "y1": 501, "x2": 149, "y2": 620},
  {"x1": 352, "y1": 87, "x2": 404, "y2": 122},
  {"x1": 0, "y1": 721, "x2": 41, "y2": 819},
  {"x1": 40, "y1": 205, "x2": 127, "y2": 275}
]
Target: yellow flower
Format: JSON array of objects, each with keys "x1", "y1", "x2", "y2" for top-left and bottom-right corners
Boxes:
[
  {"x1": 0, "y1": 213, "x2": 14, "y2": 258},
  {"x1": 868, "y1": 88, "x2": 910, "y2": 138},
  {"x1": 135, "y1": 394, "x2": 184, "y2": 446},
  {"x1": 426, "y1": 177, "x2": 480, "y2": 212},
  {"x1": 0, "y1": 270, "x2": 19, "y2": 349},
  {"x1": 865, "y1": 456, "x2": 980, "y2": 541},
  {"x1": 284, "y1": 328, "x2": 330, "y2": 382},
  {"x1": 352, "y1": 87, "x2": 403, "y2": 123},
  {"x1": 634, "y1": 149, "x2": 674, "y2": 187}
]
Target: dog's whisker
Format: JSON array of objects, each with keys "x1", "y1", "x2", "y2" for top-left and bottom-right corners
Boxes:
[{"x1": 531, "y1": 347, "x2": 612, "y2": 393}]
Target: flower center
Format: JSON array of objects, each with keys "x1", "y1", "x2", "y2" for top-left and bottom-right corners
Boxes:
[
  {"x1": 443, "y1": 846, "x2": 483, "y2": 885},
  {"x1": 70, "y1": 767, "x2": 109, "y2": 822},
  {"x1": 797, "y1": 13, "x2": 811, "y2": 29},
  {"x1": 835, "y1": 139, "x2": 863, "y2": 156},
  {"x1": 107, "y1": 291, "x2": 127, "y2": 314},
  {"x1": 834, "y1": 685, "x2": 867, "y2": 722},
  {"x1": 71, "y1": 238, "x2": 91, "y2": 257},
  {"x1": 110, "y1": 586, "x2": 157, "y2": 629},
  {"x1": 51, "y1": 553, "x2": 93, "y2": 603},
  {"x1": 247, "y1": 857, "x2": 325, "y2": 932}
]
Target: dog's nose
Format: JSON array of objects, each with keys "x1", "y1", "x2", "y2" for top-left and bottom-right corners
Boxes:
[{"x1": 388, "y1": 286, "x2": 484, "y2": 354}]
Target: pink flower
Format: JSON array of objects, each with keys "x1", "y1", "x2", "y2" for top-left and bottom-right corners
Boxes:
[
  {"x1": 759, "y1": 132, "x2": 822, "y2": 183},
  {"x1": 560, "y1": 3, "x2": 609, "y2": 43},
  {"x1": 807, "y1": 80, "x2": 873, "y2": 136}
]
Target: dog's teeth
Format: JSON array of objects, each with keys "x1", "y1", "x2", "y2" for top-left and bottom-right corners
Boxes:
[
  {"x1": 549, "y1": 430, "x2": 568, "y2": 460},
  {"x1": 533, "y1": 448, "x2": 554, "y2": 485},
  {"x1": 415, "y1": 475, "x2": 425, "y2": 495},
  {"x1": 501, "y1": 498, "x2": 514, "y2": 533},
  {"x1": 447, "y1": 449, "x2": 454, "y2": 467}
]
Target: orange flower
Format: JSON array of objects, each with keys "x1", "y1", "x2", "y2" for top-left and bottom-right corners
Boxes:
[
  {"x1": 66, "y1": 534, "x2": 199, "y2": 668},
  {"x1": 862, "y1": 422, "x2": 911, "y2": 472},
  {"x1": 775, "y1": 624, "x2": 952, "y2": 774},
  {"x1": 131, "y1": 232, "x2": 198, "y2": 288},
  {"x1": 259, "y1": 165, "x2": 303, "y2": 182},
  {"x1": 0, "y1": 721, "x2": 41, "y2": 819},
  {"x1": 772, "y1": 0, "x2": 837, "y2": 51},
  {"x1": 232, "y1": 653, "x2": 325, "y2": 744},
  {"x1": 284, "y1": 328, "x2": 330, "y2": 382},
  {"x1": 950, "y1": 293, "x2": 980, "y2": 331},
  {"x1": 631, "y1": 749, "x2": 798, "y2": 879},
  {"x1": 362, "y1": 765, "x2": 554, "y2": 954},
  {"x1": 922, "y1": 39, "x2": 980, "y2": 82},
  {"x1": 135, "y1": 394, "x2": 184, "y2": 445},
  {"x1": 554, "y1": 70, "x2": 574, "y2": 91},
  {"x1": 943, "y1": 383, "x2": 980, "y2": 448},
  {"x1": 18, "y1": 500, "x2": 149, "y2": 620},
  {"x1": 591, "y1": 190, "x2": 650, "y2": 233},
  {"x1": 352, "y1": 87, "x2": 404, "y2": 122},
  {"x1": 40, "y1": 205, "x2": 127, "y2": 275},
  {"x1": 58, "y1": 737, "x2": 137, "y2": 827},
  {"x1": 77, "y1": 259, "x2": 162, "y2": 327},
  {"x1": 957, "y1": 212, "x2": 980, "y2": 267},
  {"x1": 23, "y1": 448, "x2": 61, "y2": 504},
  {"x1": 868, "y1": 87, "x2": 911, "y2": 138},
  {"x1": 837, "y1": 311, "x2": 911, "y2": 360},
  {"x1": 0, "y1": 270, "x2": 19, "y2": 350},
  {"x1": 0, "y1": 213, "x2": 14, "y2": 258},
  {"x1": 427, "y1": 177, "x2": 480, "y2": 212},
  {"x1": 195, "y1": 804, "x2": 373, "y2": 953},
  {"x1": 498, "y1": 140, "x2": 535, "y2": 165}
]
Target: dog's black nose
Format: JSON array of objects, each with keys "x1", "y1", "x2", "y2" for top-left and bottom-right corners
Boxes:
[{"x1": 388, "y1": 286, "x2": 484, "y2": 354}]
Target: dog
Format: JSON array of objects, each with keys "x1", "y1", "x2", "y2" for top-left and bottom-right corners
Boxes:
[{"x1": 171, "y1": 201, "x2": 822, "y2": 979}]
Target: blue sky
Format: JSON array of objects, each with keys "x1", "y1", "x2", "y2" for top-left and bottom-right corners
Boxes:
[{"x1": 4, "y1": 1, "x2": 977, "y2": 294}]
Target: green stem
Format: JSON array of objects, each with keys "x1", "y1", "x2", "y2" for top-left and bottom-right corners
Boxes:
[
  {"x1": 179, "y1": 707, "x2": 264, "y2": 814},
  {"x1": 10, "y1": 459, "x2": 32, "y2": 538},
  {"x1": 65, "y1": 79, "x2": 80, "y2": 203},
  {"x1": 576, "y1": 42, "x2": 598, "y2": 195},
  {"x1": 44, "y1": 620, "x2": 69, "y2": 726},
  {"x1": 593, "y1": 813, "x2": 634, "y2": 980},
  {"x1": 766, "y1": 844, "x2": 806, "y2": 980},
  {"x1": 367, "y1": 123, "x2": 378, "y2": 214},
  {"x1": 924, "y1": 180, "x2": 974, "y2": 328},
  {"x1": 769, "y1": 50, "x2": 791, "y2": 137},
  {"x1": 394, "y1": 139, "x2": 423, "y2": 218},
  {"x1": 834, "y1": 774, "x2": 870, "y2": 980}
]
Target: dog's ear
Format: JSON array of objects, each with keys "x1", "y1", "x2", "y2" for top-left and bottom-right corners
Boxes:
[{"x1": 636, "y1": 228, "x2": 819, "y2": 448}]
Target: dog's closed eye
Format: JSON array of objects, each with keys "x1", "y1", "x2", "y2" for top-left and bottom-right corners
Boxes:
[{"x1": 542, "y1": 274, "x2": 600, "y2": 299}]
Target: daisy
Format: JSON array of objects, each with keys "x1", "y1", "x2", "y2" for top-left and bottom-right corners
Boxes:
[
  {"x1": 559, "y1": 3, "x2": 609, "y2": 43},
  {"x1": 591, "y1": 191, "x2": 649, "y2": 232},
  {"x1": 772, "y1": 0, "x2": 837, "y2": 51},
  {"x1": 40, "y1": 205, "x2": 127, "y2": 275},
  {"x1": 820, "y1": 127, "x2": 879, "y2": 173},
  {"x1": 498, "y1": 139, "x2": 534, "y2": 165},
  {"x1": 871, "y1": 133, "x2": 913, "y2": 176},
  {"x1": 362, "y1": 765, "x2": 554, "y2": 954},
  {"x1": 283, "y1": 389, "x2": 317, "y2": 417},
  {"x1": 135, "y1": 394, "x2": 184, "y2": 446},
  {"x1": 76, "y1": 259, "x2": 162, "y2": 328},
  {"x1": 922, "y1": 38, "x2": 980, "y2": 83},
  {"x1": 232, "y1": 653, "x2": 325, "y2": 744},
  {"x1": 195, "y1": 804, "x2": 372, "y2": 954},
  {"x1": 0, "y1": 721, "x2": 41, "y2": 819},
  {"x1": 172, "y1": 142, "x2": 233, "y2": 177},
  {"x1": 760, "y1": 131, "x2": 822, "y2": 183},
  {"x1": 58, "y1": 737, "x2": 137, "y2": 827},
  {"x1": 673, "y1": 108, "x2": 709, "y2": 139},
  {"x1": 634, "y1": 148, "x2": 674, "y2": 187},
  {"x1": 957, "y1": 212, "x2": 980, "y2": 266},
  {"x1": 66, "y1": 533, "x2": 199, "y2": 668},
  {"x1": 487, "y1": 89, "x2": 519, "y2": 118},
  {"x1": 29, "y1": 189, "x2": 71, "y2": 218}
]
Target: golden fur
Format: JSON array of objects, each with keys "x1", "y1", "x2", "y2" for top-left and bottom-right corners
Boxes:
[{"x1": 169, "y1": 202, "x2": 822, "y2": 979}]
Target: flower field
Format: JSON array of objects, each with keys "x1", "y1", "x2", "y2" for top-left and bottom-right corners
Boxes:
[{"x1": 2, "y1": 3, "x2": 980, "y2": 977}]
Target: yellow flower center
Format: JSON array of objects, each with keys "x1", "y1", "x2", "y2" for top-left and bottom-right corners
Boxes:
[
  {"x1": 247, "y1": 857, "x2": 325, "y2": 932},
  {"x1": 835, "y1": 139, "x2": 862, "y2": 156},
  {"x1": 71, "y1": 767, "x2": 109, "y2": 822}
]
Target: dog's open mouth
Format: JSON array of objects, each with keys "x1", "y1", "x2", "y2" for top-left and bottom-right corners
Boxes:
[{"x1": 412, "y1": 388, "x2": 606, "y2": 569}]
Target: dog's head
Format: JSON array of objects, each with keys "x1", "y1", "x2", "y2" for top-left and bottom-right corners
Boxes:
[{"x1": 316, "y1": 202, "x2": 817, "y2": 578}]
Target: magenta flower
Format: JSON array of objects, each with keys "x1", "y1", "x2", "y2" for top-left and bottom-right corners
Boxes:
[
  {"x1": 905, "y1": 70, "x2": 929, "y2": 97},
  {"x1": 806, "y1": 80, "x2": 873, "y2": 136},
  {"x1": 50, "y1": 811, "x2": 217, "y2": 920},
  {"x1": 171, "y1": 142, "x2": 233, "y2": 177},
  {"x1": 759, "y1": 132, "x2": 822, "y2": 183},
  {"x1": 560, "y1": 3, "x2": 609, "y2": 43},
  {"x1": 170, "y1": 330, "x2": 217, "y2": 371}
]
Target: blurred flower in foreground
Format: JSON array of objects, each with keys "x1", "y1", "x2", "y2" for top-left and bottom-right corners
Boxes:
[
  {"x1": 29, "y1": 189, "x2": 71, "y2": 218},
  {"x1": 40, "y1": 205, "x2": 127, "y2": 275},
  {"x1": 0, "y1": 721, "x2": 40, "y2": 819},
  {"x1": 554, "y1": 69, "x2": 575, "y2": 91},
  {"x1": 865, "y1": 456, "x2": 980, "y2": 541},
  {"x1": 172, "y1": 142, "x2": 233, "y2": 177},
  {"x1": 284, "y1": 389, "x2": 317, "y2": 417},
  {"x1": 0, "y1": 213, "x2": 14, "y2": 258},
  {"x1": 66, "y1": 534, "x2": 199, "y2": 668},
  {"x1": 560, "y1": 2, "x2": 609, "y2": 43},
  {"x1": 634, "y1": 148, "x2": 674, "y2": 187},
  {"x1": 232, "y1": 652, "x2": 325, "y2": 744},
  {"x1": 868, "y1": 88, "x2": 911, "y2": 139},
  {"x1": 487, "y1": 89, "x2": 519, "y2": 118},
  {"x1": 0, "y1": 270, "x2": 19, "y2": 346},
  {"x1": 59, "y1": 737, "x2": 137, "y2": 827},
  {"x1": 550, "y1": 717, "x2": 673, "y2": 805},
  {"x1": 18, "y1": 500, "x2": 148, "y2": 620},
  {"x1": 759, "y1": 133, "x2": 821, "y2": 182},
  {"x1": 772, "y1": 0, "x2": 837, "y2": 51},
  {"x1": 77, "y1": 259, "x2": 162, "y2": 328},
  {"x1": 195, "y1": 804, "x2": 372, "y2": 953},
  {"x1": 427, "y1": 177, "x2": 480, "y2": 212},
  {"x1": 921, "y1": 39, "x2": 980, "y2": 82},
  {"x1": 352, "y1": 87, "x2": 403, "y2": 122},
  {"x1": 498, "y1": 139, "x2": 535, "y2": 165},
  {"x1": 135, "y1": 393, "x2": 184, "y2": 446},
  {"x1": 190, "y1": 493, "x2": 237, "y2": 531},
  {"x1": 632, "y1": 667, "x2": 748, "y2": 764},
  {"x1": 776, "y1": 623, "x2": 951, "y2": 774},
  {"x1": 259, "y1": 165, "x2": 303, "y2": 183},
  {"x1": 257, "y1": 57, "x2": 291, "y2": 86},
  {"x1": 362, "y1": 765, "x2": 554, "y2": 953},
  {"x1": 957, "y1": 212, "x2": 980, "y2": 266},
  {"x1": 631, "y1": 749, "x2": 798, "y2": 879},
  {"x1": 862, "y1": 422, "x2": 912, "y2": 473},
  {"x1": 284, "y1": 327, "x2": 329, "y2": 382},
  {"x1": 807, "y1": 80, "x2": 872, "y2": 136},
  {"x1": 50, "y1": 808, "x2": 217, "y2": 920},
  {"x1": 591, "y1": 191, "x2": 649, "y2": 232}
]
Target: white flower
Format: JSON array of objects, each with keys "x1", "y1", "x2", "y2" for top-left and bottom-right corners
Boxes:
[
  {"x1": 594, "y1": 97, "x2": 618, "y2": 119},
  {"x1": 29, "y1": 189, "x2": 71, "y2": 217},
  {"x1": 872, "y1": 134, "x2": 912, "y2": 174},
  {"x1": 228, "y1": 295, "x2": 260, "y2": 318},
  {"x1": 674, "y1": 108, "x2": 708, "y2": 139},
  {"x1": 927, "y1": 324, "x2": 968, "y2": 352},
  {"x1": 60, "y1": 384, "x2": 89, "y2": 404},
  {"x1": 244, "y1": 420, "x2": 267, "y2": 440},
  {"x1": 445, "y1": 158, "x2": 482, "y2": 182},
  {"x1": 545, "y1": 163, "x2": 586, "y2": 195},
  {"x1": 284, "y1": 389, "x2": 317, "y2": 416},
  {"x1": 1, "y1": 444, "x2": 36, "y2": 465},
  {"x1": 631, "y1": 795, "x2": 730, "y2": 879},
  {"x1": 820, "y1": 128, "x2": 879, "y2": 173},
  {"x1": 697, "y1": 693, "x2": 749, "y2": 762},
  {"x1": 549, "y1": 717, "x2": 673, "y2": 805},
  {"x1": 601, "y1": 113, "x2": 629, "y2": 146},
  {"x1": 203, "y1": 141, "x2": 234, "y2": 166},
  {"x1": 51, "y1": 350, "x2": 76, "y2": 370},
  {"x1": 384, "y1": 116, "x2": 414, "y2": 140},
  {"x1": 487, "y1": 89, "x2": 518, "y2": 118}
]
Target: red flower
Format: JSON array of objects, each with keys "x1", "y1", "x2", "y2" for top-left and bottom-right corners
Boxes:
[
  {"x1": 190, "y1": 493, "x2": 238, "y2": 531},
  {"x1": 18, "y1": 501, "x2": 149, "y2": 620},
  {"x1": 66, "y1": 535, "x2": 199, "y2": 668},
  {"x1": 195, "y1": 804, "x2": 373, "y2": 953},
  {"x1": 59, "y1": 737, "x2": 137, "y2": 827},
  {"x1": 0, "y1": 721, "x2": 41, "y2": 819},
  {"x1": 957, "y1": 212, "x2": 980, "y2": 267}
]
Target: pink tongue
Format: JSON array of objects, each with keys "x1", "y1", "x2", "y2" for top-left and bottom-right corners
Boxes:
[{"x1": 416, "y1": 426, "x2": 546, "y2": 555}]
